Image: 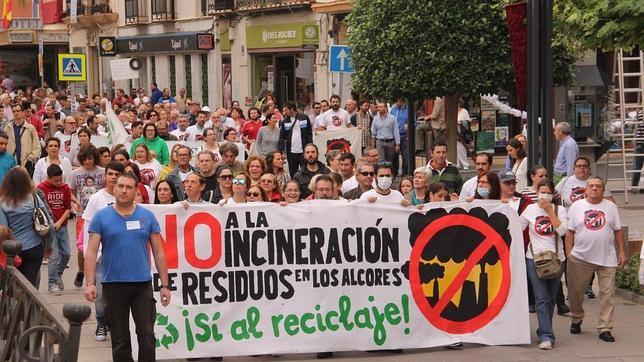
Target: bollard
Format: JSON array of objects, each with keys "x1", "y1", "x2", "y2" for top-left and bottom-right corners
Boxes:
[{"x1": 62, "y1": 304, "x2": 92, "y2": 362}]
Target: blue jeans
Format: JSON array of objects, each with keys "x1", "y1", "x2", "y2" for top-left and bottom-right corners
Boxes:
[
  {"x1": 95, "y1": 259, "x2": 107, "y2": 327},
  {"x1": 48, "y1": 226, "x2": 70, "y2": 285},
  {"x1": 526, "y1": 258, "x2": 563, "y2": 343}
]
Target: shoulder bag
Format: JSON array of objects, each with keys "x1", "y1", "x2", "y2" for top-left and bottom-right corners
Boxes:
[
  {"x1": 32, "y1": 194, "x2": 52, "y2": 236},
  {"x1": 530, "y1": 205, "x2": 562, "y2": 279}
]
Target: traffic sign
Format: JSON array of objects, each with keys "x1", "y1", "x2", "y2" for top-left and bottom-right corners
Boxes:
[
  {"x1": 58, "y1": 53, "x2": 86, "y2": 81},
  {"x1": 329, "y1": 45, "x2": 353, "y2": 73}
]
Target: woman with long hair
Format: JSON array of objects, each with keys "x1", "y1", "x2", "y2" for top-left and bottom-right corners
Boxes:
[
  {"x1": 123, "y1": 161, "x2": 153, "y2": 204},
  {"x1": 33, "y1": 137, "x2": 73, "y2": 185},
  {"x1": 507, "y1": 138, "x2": 528, "y2": 190},
  {"x1": 266, "y1": 151, "x2": 290, "y2": 190},
  {"x1": 473, "y1": 172, "x2": 501, "y2": 200},
  {"x1": 519, "y1": 179, "x2": 567, "y2": 350},
  {"x1": 255, "y1": 113, "x2": 280, "y2": 156},
  {"x1": 521, "y1": 165, "x2": 549, "y2": 203},
  {"x1": 132, "y1": 143, "x2": 163, "y2": 188},
  {"x1": 212, "y1": 165, "x2": 234, "y2": 204},
  {"x1": 0, "y1": 167, "x2": 51, "y2": 286},
  {"x1": 159, "y1": 144, "x2": 182, "y2": 181},
  {"x1": 154, "y1": 180, "x2": 179, "y2": 204}
]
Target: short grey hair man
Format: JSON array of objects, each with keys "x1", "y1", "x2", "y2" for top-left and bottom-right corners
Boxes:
[{"x1": 556, "y1": 121, "x2": 571, "y2": 135}]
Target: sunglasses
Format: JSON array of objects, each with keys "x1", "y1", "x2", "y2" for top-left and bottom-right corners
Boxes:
[
  {"x1": 233, "y1": 179, "x2": 247, "y2": 185},
  {"x1": 360, "y1": 172, "x2": 375, "y2": 177},
  {"x1": 219, "y1": 174, "x2": 233, "y2": 180},
  {"x1": 247, "y1": 192, "x2": 260, "y2": 197}
]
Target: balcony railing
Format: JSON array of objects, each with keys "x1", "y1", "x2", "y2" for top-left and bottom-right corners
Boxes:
[
  {"x1": 151, "y1": 0, "x2": 175, "y2": 22},
  {"x1": 208, "y1": 0, "x2": 312, "y2": 15},
  {"x1": 0, "y1": 240, "x2": 91, "y2": 361},
  {"x1": 7, "y1": 17, "x2": 43, "y2": 30},
  {"x1": 125, "y1": 0, "x2": 149, "y2": 25},
  {"x1": 64, "y1": 0, "x2": 113, "y2": 17}
]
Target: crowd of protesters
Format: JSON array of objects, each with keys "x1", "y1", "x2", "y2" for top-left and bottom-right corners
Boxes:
[{"x1": 0, "y1": 80, "x2": 626, "y2": 360}]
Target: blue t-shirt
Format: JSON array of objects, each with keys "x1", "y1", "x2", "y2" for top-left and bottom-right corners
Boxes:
[{"x1": 88, "y1": 205, "x2": 161, "y2": 283}]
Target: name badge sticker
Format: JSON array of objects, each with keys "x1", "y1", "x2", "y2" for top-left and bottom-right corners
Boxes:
[
  {"x1": 299, "y1": 120, "x2": 308, "y2": 128},
  {"x1": 126, "y1": 220, "x2": 141, "y2": 230}
]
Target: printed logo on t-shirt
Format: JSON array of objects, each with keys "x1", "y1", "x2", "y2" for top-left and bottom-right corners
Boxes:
[
  {"x1": 64, "y1": 139, "x2": 72, "y2": 153},
  {"x1": 570, "y1": 187, "x2": 586, "y2": 203},
  {"x1": 534, "y1": 215, "x2": 555, "y2": 236},
  {"x1": 195, "y1": 134, "x2": 204, "y2": 141},
  {"x1": 139, "y1": 168, "x2": 156, "y2": 186},
  {"x1": 584, "y1": 210, "x2": 606, "y2": 231},
  {"x1": 332, "y1": 115, "x2": 342, "y2": 127}
]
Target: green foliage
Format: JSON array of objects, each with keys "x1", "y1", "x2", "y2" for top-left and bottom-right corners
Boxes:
[
  {"x1": 347, "y1": 0, "x2": 515, "y2": 100},
  {"x1": 616, "y1": 254, "x2": 642, "y2": 294},
  {"x1": 556, "y1": 0, "x2": 644, "y2": 51}
]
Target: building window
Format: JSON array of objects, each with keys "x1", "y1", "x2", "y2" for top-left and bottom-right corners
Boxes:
[
  {"x1": 124, "y1": 0, "x2": 147, "y2": 24},
  {"x1": 151, "y1": 56, "x2": 156, "y2": 84},
  {"x1": 151, "y1": 0, "x2": 174, "y2": 22},
  {"x1": 169, "y1": 56, "x2": 176, "y2": 96},
  {"x1": 185, "y1": 55, "x2": 192, "y2": 99},
  {"x1": 201, "y1": 53, "x2": 209, "y2": 106}
]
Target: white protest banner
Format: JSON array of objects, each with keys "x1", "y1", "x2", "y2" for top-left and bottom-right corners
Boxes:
[
  {"x1": 313, "y1": 128, "x2": 362, "y2": 162},
  {"x1": 136, "y1": 201, "x2": 530, "y2": 358},
  {"x1": 110, "y1": 58, "x2": 140, "y2": 81}
]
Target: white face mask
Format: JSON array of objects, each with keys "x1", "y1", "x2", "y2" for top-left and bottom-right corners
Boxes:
[
  {"x1": 538, "y1": 193, "x2": 553, "y2": 202},
  {"x1": 377, "y1": 176, "x2": 392, "y2": 190}
]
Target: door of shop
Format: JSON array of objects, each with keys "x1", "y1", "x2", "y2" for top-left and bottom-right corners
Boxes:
[{"x1": 276, "y1": 55, "x2": 295, "y2": 106}]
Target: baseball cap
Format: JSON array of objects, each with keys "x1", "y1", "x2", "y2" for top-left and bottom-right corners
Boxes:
[
  {"x1": 498, "y1": 170, "x2": 517, "y2": 182},
  {"x1": 201, "y1": 106, "x2": 211, "y2": 113}
]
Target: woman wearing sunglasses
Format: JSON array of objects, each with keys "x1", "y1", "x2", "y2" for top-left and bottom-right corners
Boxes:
[
  {"x1": 219, "y1": 172, "x2": 250, "y2": 205},
  {"x1": 212, "y1": 166, "x2": 234, "y2": 204},
  {"x1": 246, "y1": 185, "x2": 269, "y2": 203}
]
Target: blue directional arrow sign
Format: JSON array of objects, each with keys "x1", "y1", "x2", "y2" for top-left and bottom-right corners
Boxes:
[{"x1": 329, "y1": 45, "x2": 354, "y2": 73}]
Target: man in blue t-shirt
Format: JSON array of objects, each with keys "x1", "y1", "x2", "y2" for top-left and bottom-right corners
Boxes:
[
  {"x1": 0, "y1": 131, "x2": 17, "y2": 183},
  {"x1": 84, "y1": 173, "x2": 170, "y2": 362}
]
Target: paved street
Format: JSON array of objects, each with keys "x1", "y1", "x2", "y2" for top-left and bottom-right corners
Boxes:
[{"x1": 39, "y1": 191, "x2": 644, "y2": 361}]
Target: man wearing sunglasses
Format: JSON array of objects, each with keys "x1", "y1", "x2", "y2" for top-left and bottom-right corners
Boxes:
[{"x1": 343, "y1": 161, "x2": 375, "y2": 200}]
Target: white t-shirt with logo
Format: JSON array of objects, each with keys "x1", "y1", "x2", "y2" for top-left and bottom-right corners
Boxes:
[
  {"x1": 520, "y1": 203, "x2": 568, "y2": 261},
  {"x1": 555, "y1": 175, "x2": 612, "y2": 209},
  {"x1": 134, "y1": 159, "x2": 163, "y2": 187},
  {"x1": 568, "y1": 199, "x2": 621, "y2": 267},
  {"x1": 170, "y1": 128, "x2": 188, "y2": 141},
  {"x1": 320, "y1": 109, "x2": 351, "y2": 130},
  {"x1": 359, "y1": 189, "x2": 404, "y2": 202}
]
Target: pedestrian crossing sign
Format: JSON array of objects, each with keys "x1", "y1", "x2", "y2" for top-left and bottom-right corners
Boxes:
[{"x1": 58, "y1": 54, "x2": 87, "y2": 81}]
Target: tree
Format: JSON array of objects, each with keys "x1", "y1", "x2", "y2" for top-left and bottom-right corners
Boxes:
[
  {"x1": 348, "y1": 0, "x2": 515, "y2": 100},
  {"x1": 555, "y1": 0, "x2": 644, "y2": 51}
]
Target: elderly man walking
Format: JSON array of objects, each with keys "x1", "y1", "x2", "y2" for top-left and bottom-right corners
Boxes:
[{"x1": 553, "y1": 122, "x2": 578, "y2": 185}]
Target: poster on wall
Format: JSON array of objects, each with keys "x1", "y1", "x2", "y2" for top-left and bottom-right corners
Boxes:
[
  {"x1": 476, "y1": 131, "x2": 495, "y2": 153},
  {"x1": 481, "y1": 111, "x2": 497, "y2": 131},
  {"x1": 494, "y1": 127, "x2": 509, "y2": 147},
  {"x1": 222, "y1": 63, "x2": 232, "y2": 110}
]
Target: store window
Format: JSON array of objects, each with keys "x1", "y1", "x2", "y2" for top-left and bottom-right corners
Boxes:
[
  {"x1": 184, "y1": 54, "x2": 192, "y2": 98},
  {"x1": 169, "y1": 55, "x2": 176, "y2": 95},
  {"x1": 151, "y1": 56, "x2": 156, "y2": 83},
  {"x1": 201, "y1": 53, "x2": 209, "y2": 106},
  {"x1": 251, "y1": 52, "x2": 315, "y2": 110}
]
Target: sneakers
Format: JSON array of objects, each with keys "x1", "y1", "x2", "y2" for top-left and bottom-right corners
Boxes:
[
  {"x1": 570, "y1": 322, "x2": 582, "y2": 334},
  {"x1": 538, "y1": 341, "x2": 553, "y2": 350},
  {"x1": 95, "y1": 325, "x2": 108, "y2": 342},
  {"x1": 74, "y1": 272, "x2": 84, "y2": 287},
  {"x1": 599, "y1": 331, "x2": 615, "y2": 342},
  {"x1": 48, "y1": 284, "x2": 62, "y2": 296},
  {"x1": 57, "y1": 277, "x2": 65, "y2": 291},
  {"x1": 585, "y1": 286, "x2": 596, "y2": 299}
]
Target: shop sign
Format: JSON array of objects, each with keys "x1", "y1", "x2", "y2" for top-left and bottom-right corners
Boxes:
[
  {"x1": 116, "y1": 32, "x2": 215, "y2": 54},
  {"x1": 99, "y1": 36, "x2": 116, "y2": 56},
  {"x1": 247, "y1": 23, "x2": 319, "y2": 49},
  {"x1": 9, "y1": 32, "x2": 35, "y2": 43},
  {"x1": 39, "y1": 32, "x2": 70, "y2": 43}
]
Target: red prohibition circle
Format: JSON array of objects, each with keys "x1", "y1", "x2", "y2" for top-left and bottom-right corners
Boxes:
[{"x1": 408, "y1": 213, "x2": 511, "y2": 334}]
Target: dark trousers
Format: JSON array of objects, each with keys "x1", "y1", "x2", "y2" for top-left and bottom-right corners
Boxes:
[
  {"x1": 18, "y1": 242, "x2": 44, "y2": 288},
  {"x1": 393, "y1": 134, "x2": 409, "y2": 176},
  {"x1": 631, "y1": 144, "x2": 644, "y2": 187},
  {"x1": 103, "y1": 282, "x2": 156, "y2": 362},
  {"x1": 287, "y1": 152, "x2": 303, "y2": 179}
]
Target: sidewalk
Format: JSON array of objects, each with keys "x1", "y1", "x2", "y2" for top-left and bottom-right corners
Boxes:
[{"x1": 39, "y1": 212, "x2": 644, "y2": 361}]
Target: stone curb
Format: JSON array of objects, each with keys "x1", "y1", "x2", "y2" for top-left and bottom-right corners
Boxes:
[{"x1": 616, "y1": 287, "x2": 644, "y2": 304}]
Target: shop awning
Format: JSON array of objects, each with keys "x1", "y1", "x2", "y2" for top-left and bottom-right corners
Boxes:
[
  {"x1": 311, "y1": 0, "x2": 352, "y2": 14},
  {"x1": 572, "y1": 65, "x2": 607, "y2": 87}
]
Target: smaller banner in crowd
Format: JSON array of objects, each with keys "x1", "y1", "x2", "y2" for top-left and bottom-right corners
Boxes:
[
  {"x1": 313, "y1": 128, "x2": 363, "y2": 162},
  {"x1": 135, "y1": 201, "x2": 530, "y2": 358}
]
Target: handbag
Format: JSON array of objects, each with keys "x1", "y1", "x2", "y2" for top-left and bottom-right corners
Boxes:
[
  {"x1": 32, "y1": 194, "x2": 52, "y2": 237},
  {"x1": 529, "y1": 205, "x2": 562, "y2": 279}
]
